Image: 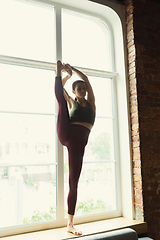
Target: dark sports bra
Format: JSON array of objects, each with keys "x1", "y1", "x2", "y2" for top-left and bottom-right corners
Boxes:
[{"x1": 69, "y1": 100, "x2": 96, "y2": 126}]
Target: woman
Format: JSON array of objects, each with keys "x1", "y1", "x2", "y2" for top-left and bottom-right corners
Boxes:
[{"x1": 55, "y1": 60, "x2": 96, "y2": 235}]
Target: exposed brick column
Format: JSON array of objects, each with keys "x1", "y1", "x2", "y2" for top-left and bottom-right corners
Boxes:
[
  {"x1": 126, "y1": 0, "x2": 160, "y2": 239},
  {"x1": 125, "y1": 0, "x2": 144, "y2": 222}
]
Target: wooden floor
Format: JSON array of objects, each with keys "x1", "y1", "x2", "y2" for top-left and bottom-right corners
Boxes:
[{"x1": 1, "y1": 217, "x2": 147, "y2": 240}]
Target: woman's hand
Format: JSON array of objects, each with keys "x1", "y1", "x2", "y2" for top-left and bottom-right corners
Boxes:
[
  {"x1": 61, "y1": 63, "x2": 72, "y2": 86},
  {"x1": 62, "y1": 64, "x2": 72, "y2": 77},
  {"x1": 56, "y1": 60, "x2": 72, "y2": 77}
]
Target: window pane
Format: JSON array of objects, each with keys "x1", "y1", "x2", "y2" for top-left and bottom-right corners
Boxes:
[
  {"x1": 62, "y1": 9, "x2": 111, "y2": 71},
  {"x1": 0, "y1": 61, "x2": 57, "y2": 227},
  {"x1": 0, "y1": 0, "x2": 55, "y2": 62},
  {"x1": 0, "y1": 64, "x2": 55, "y2": 114},
  {"x1": 86, "y1": 118, "x2": 115, "y2": 161},
  {"x1": 64, "y1": 160, "x2": 117, "y2": 217},
  {"x1": 0, "y1": 113, "x2": 56, "y2": 164},
  {"x1": 63, "y1": 87, "x2": 116, "y2": 217},
  {"x1": 0, "y1": 165, "x2": 56, "y2": 228},
  {"x1": 0, "y1": 113, "x2": 57, "y2": 227},
  {"x1": 88, "y1": 76, "x2": 113, "y2": 117},
  {"x1": 78, "y1": 162, "x2": 117, "y2": 215}
]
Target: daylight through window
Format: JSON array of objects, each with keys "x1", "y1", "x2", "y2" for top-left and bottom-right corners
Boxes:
[{"x1": 0, "y1": 0, "x2": 121, "y2": 235}]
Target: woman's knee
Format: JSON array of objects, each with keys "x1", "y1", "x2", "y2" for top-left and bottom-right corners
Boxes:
[{"x1": 69, "y1": 181, "x2": 78, "y2": 192}]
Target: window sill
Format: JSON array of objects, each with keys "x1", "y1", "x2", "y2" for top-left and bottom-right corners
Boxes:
[{"x1": 1, "y1": 217, "x2": 147, "y2": 240}]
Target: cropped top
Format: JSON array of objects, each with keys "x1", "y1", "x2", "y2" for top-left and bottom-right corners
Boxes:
[{"x1": 69, "y1": 100, "x2": 96, "y2": 126}]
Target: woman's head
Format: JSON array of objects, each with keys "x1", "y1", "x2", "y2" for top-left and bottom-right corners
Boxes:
[
  {"x1": 72, "y1": 80, "x2": 86, "y2": 99},
  {"x1": 72, "y1": 80, "x2": 85, "y2": 91}
]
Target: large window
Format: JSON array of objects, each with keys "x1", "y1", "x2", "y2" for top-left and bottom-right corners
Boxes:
[{"x1": 0, "y1": 0, "x2": 130, "y2": 237}]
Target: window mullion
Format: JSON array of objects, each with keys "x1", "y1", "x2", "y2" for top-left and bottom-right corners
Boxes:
[
  {"x1": 72, "y1": 66, "x2": 117, "y2": 79},
  {"x1": 111, "y1": 76, "x2": 121, "y2": 214},
  {"x1": 55, "y1": 6, "x2": 65, "y2": 222},
  {"x1": 0, "y1": 54, "x2": 56, "y2": 71},
  {"x1": 55, "y1": 6, "x2": 62, "y2": 61}
]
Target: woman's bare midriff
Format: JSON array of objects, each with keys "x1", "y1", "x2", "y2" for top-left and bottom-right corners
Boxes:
[{"x1": 71, "y1": 122, "x2": 93, "y2": 130}]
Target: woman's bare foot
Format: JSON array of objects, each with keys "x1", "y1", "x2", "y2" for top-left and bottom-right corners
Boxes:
[
  {"x1": 67, "y1": 214, "x2": 82, "y2": 235},
  {"x1": 67, "y1": 223, "x2": 82, "y2": 235}
]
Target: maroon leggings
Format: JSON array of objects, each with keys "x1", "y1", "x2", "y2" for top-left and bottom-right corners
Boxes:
[{"x1": 55, "y1": 76, "x2": 90, "y2": 215}]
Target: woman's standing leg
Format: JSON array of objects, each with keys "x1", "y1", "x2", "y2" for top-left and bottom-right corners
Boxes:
[
  {"x1": 66, "y1": 125, "x2": 90, "y2": 235},
  {"x1": 67, "y1": 143, "x2": 84, "y2": 235},
  {"x1": 67, "y1": 143, "x2": 85, "y2": 215}
]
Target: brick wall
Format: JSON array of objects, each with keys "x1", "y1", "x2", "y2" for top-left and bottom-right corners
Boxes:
[
  {"x1": 126, "y1": 0, "x2": 160, "y2": 239},
  {"x1": 90, "y1": 0, "x2": 160, "y2": 238},
  {"x1": 125, "y1": 0, "x2": 144, "y2": 223}
]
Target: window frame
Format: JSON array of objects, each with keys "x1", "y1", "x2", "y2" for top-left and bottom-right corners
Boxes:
[
  {"x1": 56, "y1": 4, "x2": 121, "y2": 226},
  {"x1": 0, "y1": 0, "x2": 133, "y2": 237}
]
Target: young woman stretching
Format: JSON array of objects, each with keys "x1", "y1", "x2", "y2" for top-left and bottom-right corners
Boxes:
[{"x1": 55, "y1": 60, "x2": 96, "y2": 235}]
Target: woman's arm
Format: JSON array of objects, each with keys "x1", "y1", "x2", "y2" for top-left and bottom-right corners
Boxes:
[
  {"x1": 62, "y1": 66, "x2": 72, "y2": 87},
  {"x1": 69, "y1": 65, "x2": 96, "y2": 111}
]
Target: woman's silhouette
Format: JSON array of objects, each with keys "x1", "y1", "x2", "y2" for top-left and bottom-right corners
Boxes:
[{"x1": 55, "y1": 60, "x2": 96, "y2": 235}]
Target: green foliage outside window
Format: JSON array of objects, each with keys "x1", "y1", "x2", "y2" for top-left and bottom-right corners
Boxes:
[
  {"x1": 23, "y1": 199, "x2": 110, "y2": 224},
  {"x1": 89, "y1": 132, "x2": 111, "y2": 160},
  {"x1": 23, "y1": 206, "x2": 56, "y2": 224}
]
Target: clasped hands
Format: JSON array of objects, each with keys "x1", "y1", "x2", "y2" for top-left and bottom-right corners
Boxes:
[{"x1": 61, "y1": 62, "x2": 72, "y2": 77}]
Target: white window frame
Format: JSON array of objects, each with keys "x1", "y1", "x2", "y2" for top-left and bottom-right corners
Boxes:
[{"x1": 0, "y1": 0, "x2": 133, "y2": 237}]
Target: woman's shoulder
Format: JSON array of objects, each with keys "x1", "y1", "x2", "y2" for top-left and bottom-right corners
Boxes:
[{"x1": 86, "y1": 99, "x2": 96, "y2": 112}]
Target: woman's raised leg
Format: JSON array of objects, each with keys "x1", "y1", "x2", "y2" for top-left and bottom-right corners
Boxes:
[{"x1": 55, "y1": 61, "x2": 71, "y2": 145}]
